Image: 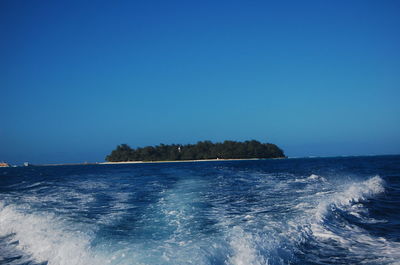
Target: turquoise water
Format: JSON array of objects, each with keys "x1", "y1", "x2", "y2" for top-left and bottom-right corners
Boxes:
[{"x1": 1, "y1": 156, "x2": 399, "y2": 264}]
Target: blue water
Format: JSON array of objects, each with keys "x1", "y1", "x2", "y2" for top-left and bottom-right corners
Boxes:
[{"x1": 1, "y1": 156, "x2": 399, "y2": 265}]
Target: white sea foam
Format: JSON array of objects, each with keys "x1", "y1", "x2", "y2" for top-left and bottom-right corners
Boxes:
[
  {"x1": 227, "y1": 226, "x2": 266, "y2": 265},
  {"x1": 293, "y1": 174, "x2": 327, "y2": 183},
  {"x1": 0, "y1": 203, "x2": 105, "y2": 265},
  {"x1": 309, "y1": 175, "x2": 400, "y2": 264},
  {"x1": 221, "y1": 174, "x2": 398, "y2": 265},
  {"x1": 315, "y1": 175, "x2": 385, "y2": 220},
  {"x1": 1, "y1": 171, "x2": 397, "y2": 265},
  {"x1": 308, "y1": 174, "x2": 327, "y2": 182}
]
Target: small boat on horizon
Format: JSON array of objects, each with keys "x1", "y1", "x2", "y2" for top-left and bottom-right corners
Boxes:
[{"x1": 0, "y1": 162, "x2": 10, "y2": 167}]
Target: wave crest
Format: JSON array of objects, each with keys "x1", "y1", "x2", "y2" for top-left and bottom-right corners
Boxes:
[
  {"x1": 0, "y1": 203, "x2": 104, "y2": 265},
  {"x1": 315, "y1": 175, "x2": 385, "y2": 220}
]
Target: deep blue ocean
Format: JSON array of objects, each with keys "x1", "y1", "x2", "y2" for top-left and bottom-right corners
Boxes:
[{"x1": 0, "y1": 156, "x2": 399, "y2": 265}]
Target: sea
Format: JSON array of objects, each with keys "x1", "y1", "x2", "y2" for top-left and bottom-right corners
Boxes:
[{"x1": 0, "y1": 155, "x2": 399, "y2": 265}]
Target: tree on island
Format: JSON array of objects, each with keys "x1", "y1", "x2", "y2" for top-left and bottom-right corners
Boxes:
[{"x1": 106, "y1": 140, "x2": 285, "y2": 162}]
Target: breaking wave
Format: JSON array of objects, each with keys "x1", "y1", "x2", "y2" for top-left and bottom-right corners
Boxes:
[{"x1": 0, "y1": 202, "x2": 104, "y2": 265}]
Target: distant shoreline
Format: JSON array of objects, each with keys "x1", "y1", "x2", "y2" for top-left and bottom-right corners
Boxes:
[
  {"x1": 4, "y1": 155, "x2": 400, "y2": 167},
  {"x1": 4, "y1": 158, "x2": 285, "y2": 167},
  {"x1": 100, "y1": 157, "x2": 285, "y2": 165}
]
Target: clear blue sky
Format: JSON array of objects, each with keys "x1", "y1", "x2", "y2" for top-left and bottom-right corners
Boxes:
[{"x1": 1, "y1": 0, "x2": 399, "y2": 164}]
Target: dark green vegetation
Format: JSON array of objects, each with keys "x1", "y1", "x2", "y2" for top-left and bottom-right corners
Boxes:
[{"x1": 106, "y1": 140, "x2": 285, "y2": 162}]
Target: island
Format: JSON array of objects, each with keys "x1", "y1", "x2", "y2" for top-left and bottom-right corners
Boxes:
[{"x1": 106, "y1": 140, "x2": 285, "y2": 162}]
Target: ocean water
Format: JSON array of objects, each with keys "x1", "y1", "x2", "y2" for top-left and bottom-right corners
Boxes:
[{"x1": 0, "y1": 156, "x2": 399, "y2": 265}]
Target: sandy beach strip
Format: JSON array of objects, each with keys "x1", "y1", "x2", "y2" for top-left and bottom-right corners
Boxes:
[{"x1": 99, "y1": 158, "x2": 264, "y2": 165}]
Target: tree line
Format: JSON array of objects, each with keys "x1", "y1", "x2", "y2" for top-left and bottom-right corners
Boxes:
[{"x1": 106, "y1": 140, "x2": 285, "y2": 162}]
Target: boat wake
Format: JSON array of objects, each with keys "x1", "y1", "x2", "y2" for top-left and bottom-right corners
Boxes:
[{"x1": 1, "y1": 161, "x2": 399, "y2": 265}]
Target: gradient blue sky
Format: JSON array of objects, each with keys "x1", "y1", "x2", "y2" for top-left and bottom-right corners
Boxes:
[{"x1": 1, "y1": 0, "x2": 399, "y2": 164}]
